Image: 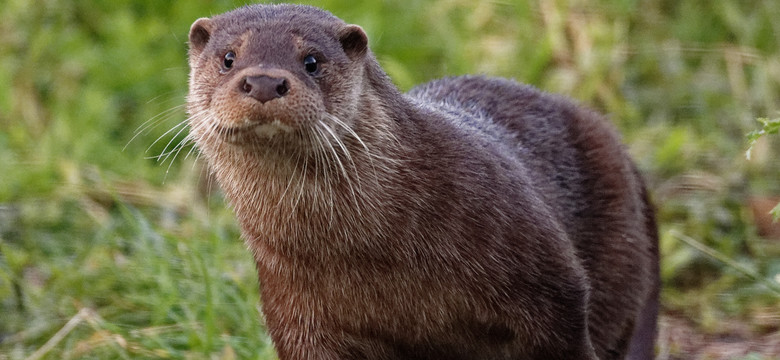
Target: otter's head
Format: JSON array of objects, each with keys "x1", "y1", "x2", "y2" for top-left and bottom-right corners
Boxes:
[{"x1": 186, "y1": 5, "x2": 370, "y2": 154}]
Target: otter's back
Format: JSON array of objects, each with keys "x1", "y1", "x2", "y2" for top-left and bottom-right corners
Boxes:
[{"x1": 408, "y1": 76, "x2": 658, "y2": 359}]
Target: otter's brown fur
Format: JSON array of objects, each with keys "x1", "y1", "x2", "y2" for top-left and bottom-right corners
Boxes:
[{"x1": 186, "y1": 4, "x2": 658, "y2": 360}]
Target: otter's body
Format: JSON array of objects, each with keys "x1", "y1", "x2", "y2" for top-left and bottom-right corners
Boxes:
[{"x1": 186, "y1": 4, "x2": 658, "y2": 360}]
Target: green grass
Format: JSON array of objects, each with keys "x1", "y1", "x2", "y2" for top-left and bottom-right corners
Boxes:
[{"x1": 1, "y1": 0, "x2": 779, "y2": 359}]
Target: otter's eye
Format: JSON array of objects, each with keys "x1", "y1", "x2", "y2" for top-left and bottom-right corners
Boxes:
[
  {"x1": 223, "y1": 51, "x2": 236, "y2": 69},
  {"x1": 303, "y1": 55, "x2": 318, "y2": 74}
]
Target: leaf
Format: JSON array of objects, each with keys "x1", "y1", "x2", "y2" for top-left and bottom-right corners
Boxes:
[
  {"x1": 746, "y1": 117, "x2": 780, "y2": 160},
  {"x1": 772, "y1": 202, "x2": 780, "y2": 222}
]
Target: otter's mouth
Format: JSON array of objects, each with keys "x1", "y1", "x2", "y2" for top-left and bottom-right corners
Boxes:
[{"x1": 214, "y1": 119, "x2": 294, "y2": 144}]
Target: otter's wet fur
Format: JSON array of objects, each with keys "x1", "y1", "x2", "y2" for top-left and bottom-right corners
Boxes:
[{"x1": 185, "y1": 4, "x2": 658, "y2": 360}]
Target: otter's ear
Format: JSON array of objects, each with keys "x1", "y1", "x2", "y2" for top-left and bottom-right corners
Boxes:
[
  {"x1": 189, "y1": 17, "x2": 215, "y2": 58},
  {"x1": 338, "y1": 24, "x2": 368, "y2": 60}
]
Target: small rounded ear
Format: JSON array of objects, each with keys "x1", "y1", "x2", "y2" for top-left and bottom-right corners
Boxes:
[
  {"x1": 338, "y1": 24, "x2": 368, "y2": 60},
  {"x1": 189, "y1": 17, "x2": 215, "y2": 57}
]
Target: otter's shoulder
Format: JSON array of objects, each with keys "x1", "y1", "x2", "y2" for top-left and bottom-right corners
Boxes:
[
  {"x1": 406, "y1": 75, "x2": 582, "y2": 124},
  {"x1": 407, "y1": 76, "x2": 542, "y2": 106}
]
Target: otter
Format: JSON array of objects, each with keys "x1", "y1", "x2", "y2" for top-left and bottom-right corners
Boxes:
[{"x1": 185, "y1": 4, "x2": 658, "y2": 360}]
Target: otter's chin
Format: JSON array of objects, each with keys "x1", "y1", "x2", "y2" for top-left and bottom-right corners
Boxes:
[{"x1": 214, "y1": 119, "x2": 295, "y2": 145}]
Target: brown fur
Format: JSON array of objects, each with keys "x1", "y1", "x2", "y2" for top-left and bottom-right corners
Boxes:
[{"x1": 186, "y1": 4, "x2": 658, "y2": 360}]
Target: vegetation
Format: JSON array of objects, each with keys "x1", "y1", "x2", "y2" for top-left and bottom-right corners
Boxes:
[{"x1": 1, "y1": 0, "x2": 778, "y2": 359}]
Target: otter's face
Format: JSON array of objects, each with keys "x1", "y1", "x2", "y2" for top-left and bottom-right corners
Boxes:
[{"x1": 186, "y1": 5, "x2": 368, "y2": 153}]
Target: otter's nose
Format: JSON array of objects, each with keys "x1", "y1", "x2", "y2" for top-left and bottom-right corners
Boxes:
[{"x1": 239, "y1": 75, "x2": 290, "y2": 104}]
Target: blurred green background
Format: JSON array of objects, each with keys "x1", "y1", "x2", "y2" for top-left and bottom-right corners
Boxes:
[{"x1": 1, "y1": 0, "x2": 779, "y2": 359}]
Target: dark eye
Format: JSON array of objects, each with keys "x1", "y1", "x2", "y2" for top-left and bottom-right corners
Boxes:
[
  {"x1": 303, "y1": 55, "x2": 318, "y2": 74},
  {"x1": 223, "y1": 51, "x2": 236, "y2": 69}
]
